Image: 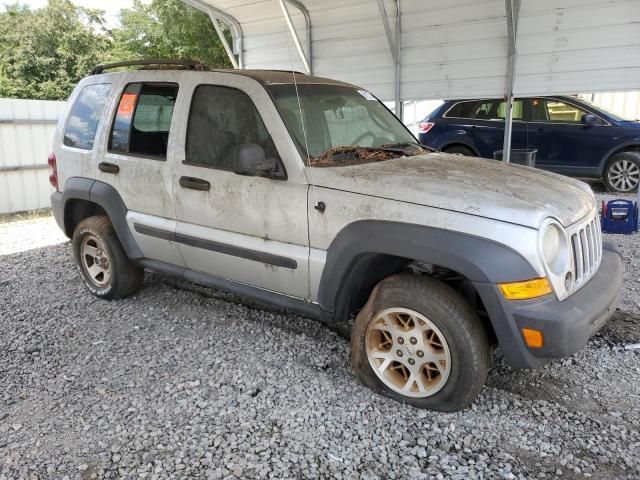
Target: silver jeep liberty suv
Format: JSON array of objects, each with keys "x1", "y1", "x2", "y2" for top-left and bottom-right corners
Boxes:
[{"x1": 50, "y1": 60, "x2": 623, "y2": 412}]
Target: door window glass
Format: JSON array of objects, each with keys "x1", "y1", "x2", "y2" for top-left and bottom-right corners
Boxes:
[
  {"x1": 472, "y1": 100, "x2": 523, "y2": 120},
  {"x1": 109, "y1": 83, "x2": 178, "y2": 158},
  {"x1": 546, "y1": 100, "x2": 588, "y2": 123},
  {"x1": 531, "y1": 98, "x2": 590, "y2": 123},
  {"x1": 186, "y1": 85, "x2": 279, "y2": 170},
  {"x1": 446, "y1": 100, "x2": 522, "y2": 120},
  {"x1": 63, "y1": 84, "x2": 112, "y2": 150}
]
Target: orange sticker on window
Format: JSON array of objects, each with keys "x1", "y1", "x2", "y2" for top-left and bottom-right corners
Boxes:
[{"x1": 117, "y1": 93, "x2": 137, "y2": 117}]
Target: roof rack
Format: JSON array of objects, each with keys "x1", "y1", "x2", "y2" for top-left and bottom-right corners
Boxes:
[{"x1": 89, "y1": 59, "x2": 208, "y2": 76}]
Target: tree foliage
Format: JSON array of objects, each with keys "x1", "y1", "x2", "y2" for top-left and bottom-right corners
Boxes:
[{"x1": 0, "y1": 0, "x2": 231, "y2": 101}]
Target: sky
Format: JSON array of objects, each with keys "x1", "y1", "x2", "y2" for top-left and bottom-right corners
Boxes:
[{"x1": 0, "y1": 0, "x2": 148, "y2": 26}]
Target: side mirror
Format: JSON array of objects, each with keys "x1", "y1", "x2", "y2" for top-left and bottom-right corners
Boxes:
[
  {"x1": 581, "y1": 113, "x2": 598, "y2": 125},
  {"x1": 233, "y1": 143, "x2": 277, "y2": 177}
]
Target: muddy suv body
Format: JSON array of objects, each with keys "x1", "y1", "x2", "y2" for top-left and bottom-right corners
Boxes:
[{"x1": 50, "y1": 64, "x2": 623, "y2": 411}]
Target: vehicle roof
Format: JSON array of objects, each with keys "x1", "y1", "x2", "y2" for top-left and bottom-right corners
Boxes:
[
  {"x1": 90, "y1": 67, "x2": 357, "y2": 88},
  {"x1": 443, "y1": 95, "x2": 578, "y2": 103}
]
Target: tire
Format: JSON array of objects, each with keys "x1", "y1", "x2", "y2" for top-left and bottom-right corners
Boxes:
[
  {"x1": 72, "y1": 215, "x2": 143, "y2": 300},
  {"x1": 443, "y1": 145, "x2": 474, "y2": 156},
  {"x1": 351, "y1": 274, "x2": 489, "y2": 412},
  {"x1": 603, "y1": 151, "x2": 640, "y2": 193}
]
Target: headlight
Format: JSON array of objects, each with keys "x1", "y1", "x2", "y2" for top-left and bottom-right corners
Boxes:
[{"x1": 541, "y1": 220, "x2": 569, "y2": 276}]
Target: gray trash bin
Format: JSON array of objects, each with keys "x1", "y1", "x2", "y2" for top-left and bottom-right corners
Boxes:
[{"x1": 493, "y1": 149, "x2": 537, "y2": 167}]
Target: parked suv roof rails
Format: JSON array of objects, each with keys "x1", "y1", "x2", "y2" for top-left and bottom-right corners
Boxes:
[{"x1": 89, "y1": 59, "x2": 208, "y2": 76}]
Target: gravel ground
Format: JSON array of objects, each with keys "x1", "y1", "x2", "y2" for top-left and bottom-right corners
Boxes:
[{"x1": 1, "y1": 188, "x2": 640, "y2": 480}]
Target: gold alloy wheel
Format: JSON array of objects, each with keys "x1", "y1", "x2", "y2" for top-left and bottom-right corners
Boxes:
[
  {"x1": 365, "y1": 307, "x2": 451, "y2": 398},
  {"x1": 80, "y1": 235, "x2": 111, "y2": 288}
]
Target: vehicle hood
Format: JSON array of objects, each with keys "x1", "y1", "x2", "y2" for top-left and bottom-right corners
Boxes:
[{"x1": 307, "y1": 153, "x2": 595, "y2": 228}]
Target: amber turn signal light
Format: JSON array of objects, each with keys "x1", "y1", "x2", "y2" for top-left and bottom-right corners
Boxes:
[
  {"x1": 521, "y1": 328, "x2": 544, "y2": 348},
  {"x1": 498, "y1": 278, "x2": 552, "y2": 300}
]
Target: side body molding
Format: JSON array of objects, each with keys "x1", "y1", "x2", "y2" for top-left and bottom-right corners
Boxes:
[
  {"x1": 56, "y1": 177, "x2": 143, "y2": 258},
  {"x1": 317, "y1": 220, "x2": 538, "y2": 320}
]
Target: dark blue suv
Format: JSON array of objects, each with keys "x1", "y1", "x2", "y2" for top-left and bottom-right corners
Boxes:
[{"x1": 418, "y1": 96, "x2": 640, "y2": 193}]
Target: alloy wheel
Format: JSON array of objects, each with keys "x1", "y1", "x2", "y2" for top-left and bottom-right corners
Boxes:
[
  {"x1": 80, "y1": 235, "x2": 111, "y2": 288},
  {"x1": 365, "y1": 307, "x2": 451, "y2": 398},
  {"x1": 608, "y1": 159, "x2": 640, "y2": 192}
]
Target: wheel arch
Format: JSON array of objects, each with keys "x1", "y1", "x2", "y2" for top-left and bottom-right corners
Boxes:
[
  {"x1": 440, "y1": 141, "x2": 480, "y2": 156},
  {"x1": 59, "y1": 177, "x2": 143, "y2": 258},
  {"x1": 318, "y1": 220, "x2": 538, "y2": 325},
  {"x1": 597, "y1": 142, "x2": 640, "y2": 175}
]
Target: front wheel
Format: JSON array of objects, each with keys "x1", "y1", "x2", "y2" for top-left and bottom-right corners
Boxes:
[
  {"x1": 351, "y1": 274, "x2": 489, "y2": 411},
  {"x1": 604, "y1": 152, "x2": 640, "y2": 193},
  {"x1": 72, "y1": 216, "x2": 143, "y2": 300}
]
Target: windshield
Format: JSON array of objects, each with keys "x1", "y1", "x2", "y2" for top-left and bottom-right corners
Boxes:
[
  {"x1": 578, "y1": 97, "x2": 637, "y2": 122},
  {"x1": 268, "y1": 83, "x2": 425, "y2": 167}
]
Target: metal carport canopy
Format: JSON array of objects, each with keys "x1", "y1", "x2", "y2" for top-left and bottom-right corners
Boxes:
[{"x1": 181, "y1": 0, "x2": 640, "y2": 161}]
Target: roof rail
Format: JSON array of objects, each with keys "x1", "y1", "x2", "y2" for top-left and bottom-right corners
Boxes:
[{"x1": 89, "y1": 59, "x2": 207, "y2": 75}]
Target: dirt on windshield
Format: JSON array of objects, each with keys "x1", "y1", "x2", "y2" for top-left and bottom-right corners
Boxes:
[{"x1": 308, "y1": 144, "x2": 427, "y2": 168}]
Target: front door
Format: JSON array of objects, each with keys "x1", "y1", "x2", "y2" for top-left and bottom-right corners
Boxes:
[
  {"x1": 172, "y1": 81, "x2": 310, "y2": 299},
  {"x1": 526, "y1": 97, "x2": 607, "y2": 175}
]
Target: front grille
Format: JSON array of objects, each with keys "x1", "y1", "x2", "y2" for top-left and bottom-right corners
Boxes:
[{"x1": 569, "y1": 214, "x2": 602, "y2": 291}]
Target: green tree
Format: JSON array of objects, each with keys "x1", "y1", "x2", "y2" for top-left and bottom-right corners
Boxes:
[
  {"x1": 0, "y1": 0, "x2": 231, "y2": 101},
  {"x1": 0, "y1": 0, "x2": 111, "y2": 100},
  {"x1": 109, "y1": 0, "x2": 231, "y2": 69}
]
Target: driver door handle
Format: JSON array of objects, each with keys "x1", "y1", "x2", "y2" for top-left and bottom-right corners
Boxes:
[
  {"x1": 98, "y1": 162, "x2": 119, "y2": 174},
  {"x1": 179, "y1": 176, "x2": 210, "y2": 191}
]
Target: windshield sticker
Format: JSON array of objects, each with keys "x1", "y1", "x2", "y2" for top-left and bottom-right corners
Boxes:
[{"x1": 358, "y1": 90, "x2": 377, "y2": 101}]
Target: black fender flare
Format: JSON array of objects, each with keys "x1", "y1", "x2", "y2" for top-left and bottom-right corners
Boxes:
[
  {"x1": 56, "y1": 177, "x2": 143, "y2": 258},
  {"x1": 317, "y1": 220, "x2": 538, "y2": 319}
]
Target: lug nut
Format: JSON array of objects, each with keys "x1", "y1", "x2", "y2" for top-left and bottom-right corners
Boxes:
[
  {"x1": 408, "y1": 358, "x2": 415, "y2": 365},
  {"x1": 398, "y1": 338, "x2": 404, "y2": 344},
  {"x1": 417, "y1": 351, "x2": 424, "y2": 358},
  {"x1": 410, "y1": 337, "x2": 417, "y2": 345},
  {"x1": 396, "y1": 350, "x2": 403, "y2": 357}
]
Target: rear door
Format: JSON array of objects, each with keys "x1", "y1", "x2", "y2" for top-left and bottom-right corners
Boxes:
[
  {"x1": 467, "y1": 99, "x2": 527, "y2": 158},
  {"x1": 95, "y1": 77, "x2": 184, "y2": 266},
  {"x1": 171, "y1": 76, "x2": 310, "y2": 298},
  {"x1": 526, "y1": 97, "x2": 608, "y2": 175}
]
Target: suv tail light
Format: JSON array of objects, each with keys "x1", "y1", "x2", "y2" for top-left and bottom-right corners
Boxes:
[
  {"x1": 48, "y1": 153, "x2": 58, "y2": 191},
  {"x1": 418, "y1": 121, "x2": 434, "y2": 134}
]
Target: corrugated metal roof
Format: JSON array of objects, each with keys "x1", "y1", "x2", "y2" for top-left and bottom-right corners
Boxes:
[{"x1": 184, "y1": 0, "x2": 640, "y2": 101}]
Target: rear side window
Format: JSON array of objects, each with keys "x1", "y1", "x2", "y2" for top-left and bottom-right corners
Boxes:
[
  {"x1": 186, "y1": 85, "x2": 279, "y2": 170},
  {"x1": 445, "y1": 99, "x2": 522, "y2": 120},
  {"x1": 63, "y1": 84, "x2": 112, "y2": 150},
  {"x1": 109, "y1": 83, "x2": 178, "y2": 158}
]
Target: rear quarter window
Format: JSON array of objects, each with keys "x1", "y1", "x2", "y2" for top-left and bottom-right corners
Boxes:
[{"x1": 63, "y1": 84, "x2": 112, "y2": 150}]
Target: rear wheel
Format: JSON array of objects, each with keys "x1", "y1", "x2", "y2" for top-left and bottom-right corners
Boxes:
[
  {"x1": 604, "y1": 152, "x2": 640, "y2": 193},
  {"x1": 351, "y1": 274, "x2": 489, "y2": 412},
  {"x1": 72, "y1": 216, "x2": 143, "y2": 300},
  {"x1": 443, "y1": 145, "x2": 474, "y2": 156}
]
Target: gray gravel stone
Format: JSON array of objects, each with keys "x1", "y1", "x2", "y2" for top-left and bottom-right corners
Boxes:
[{"x1": 1, "y1": 186, "x2": 639, "y2": 478}]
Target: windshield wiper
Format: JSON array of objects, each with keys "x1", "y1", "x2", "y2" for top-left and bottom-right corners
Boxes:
[{"x1": 381, "y1": 141, "x2": 436, "y2": 152}]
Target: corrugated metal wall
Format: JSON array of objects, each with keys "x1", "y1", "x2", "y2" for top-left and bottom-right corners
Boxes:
[
  {"x1": 588, "y1": 92, "x2": 640, "y2": 121},
  {"x1": 0, "y1": 99, "x2": 66, "y2": 214}
]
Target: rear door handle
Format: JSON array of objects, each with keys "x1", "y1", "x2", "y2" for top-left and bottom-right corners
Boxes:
[
  {"x1": 179, "y1": 176, "x2": 210, "y2": 191},
  {"x1": 98, "y1": 162, "x2": 119, "y2": 174},
  {"x1": 537, "y1": 128, "x2": 545, "y2": 134}
]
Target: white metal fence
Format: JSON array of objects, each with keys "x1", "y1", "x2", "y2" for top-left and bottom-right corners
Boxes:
[
  {"x1": 0, "y1": 92, "x2": 638, "y2": 214},
  {"x1": 0, "y1": 99, "x2": 66, "y2": 214}
]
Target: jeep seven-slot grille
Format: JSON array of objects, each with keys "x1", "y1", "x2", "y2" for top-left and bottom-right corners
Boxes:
[{"x1": 570, "y1": 215, "x2": 602, "y2": 290}]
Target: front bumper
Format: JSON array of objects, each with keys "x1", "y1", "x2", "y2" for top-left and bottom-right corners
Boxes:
[{"x1": 475, "y1": 240, "x2": 623, "y2": 368}]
